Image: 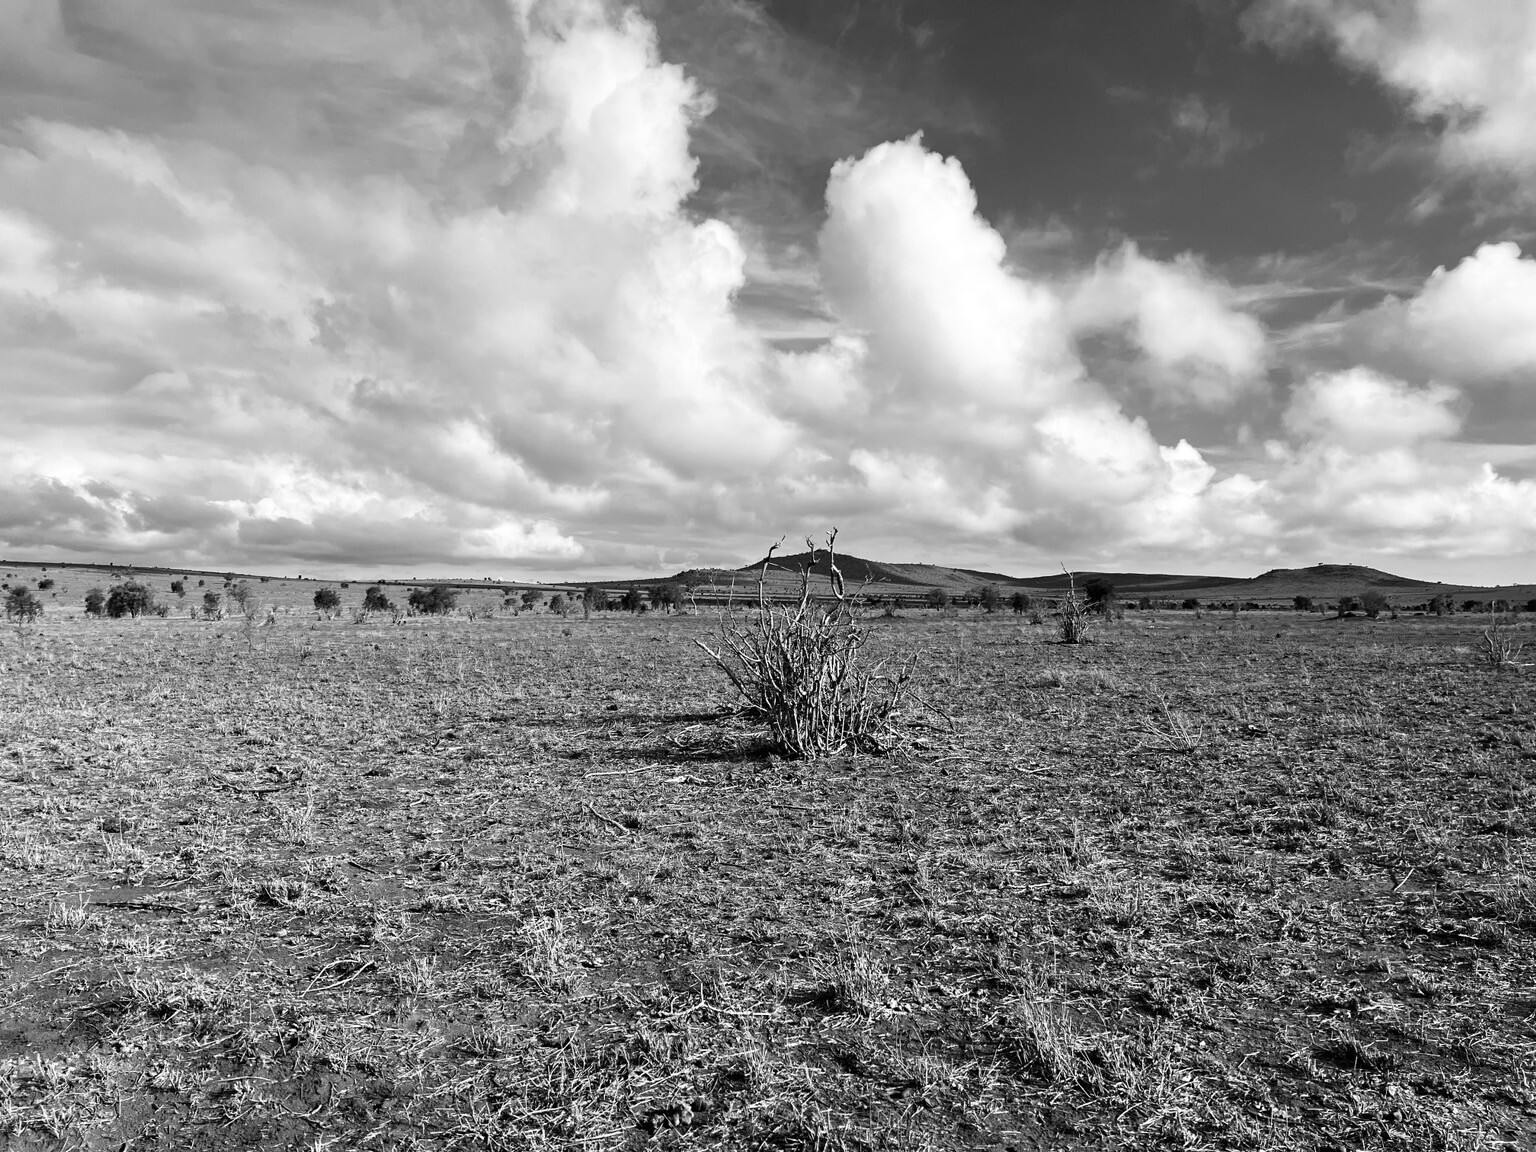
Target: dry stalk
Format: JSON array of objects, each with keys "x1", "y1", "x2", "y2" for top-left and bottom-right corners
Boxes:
[
  {"x1": 1056, "y1": 568, "x2": 1093, "y2": 645},
  {"x1": 697, "y1": 529, "x2": 913, "y2": 758}
]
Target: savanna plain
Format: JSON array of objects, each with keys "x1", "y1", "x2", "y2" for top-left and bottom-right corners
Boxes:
[{"x1": 1, "y1": 603, "x2": 1534, "y2": 1151}]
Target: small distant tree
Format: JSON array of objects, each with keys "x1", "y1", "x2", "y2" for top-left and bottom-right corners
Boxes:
[
  {"x1": 409, "y1": 585, "x2": 458, "y2": 615},
  {"x1": 1182, "y1": 598, "x2": 1200, "y2": 611},
  {"x1": 1360, "y1": 590, "x2": 1388, "y2": 619},
  {"x1": 170, "y1": 579, "x2": 185, "y2": 596},
  {"x1": 1294, "y1": 595, "x2": 1312, "y2": 612},
  {"x1": 650, "y1": 582, "x2": 684, "y2": 613},
  {"x1": 227, "y1": 582, "x2": 253, "y2": 613},
  {"x1": 620, "y1": 587, "x2": 644, "y2": 613},
  {"x1": 106, "y1": 581, "x2": 156, "y2": 619},
  {"x1": 549, "y1": 594, "x2": 568, "y2": 616},
  {"x1": 1010, "y1": 591, "x2": 1029, "y2": 615},
  {"x1": 925, "y1": 588, "x2": 949, "y2": 610},
  {"x1": 363, "y1": 585, "x2": 393, "y2": 614},
  {"x1": 978, "y1": 585, "x2": 1002, "y2": 614},
  {"x1": 1336, "y1": 595, "x2": 1358, "y2": 617},
  {"x1": 1136, "y1": 596, "x2": 1153, "y2": 611},
  {"x1": 313, "y1": 587, "x2": 341, "y2": 613},
  {"x1": 520, "y1": 589, "x2": 545, "y2": 612},
  {"x1": 36, "y1": 578, "x2": 54, "y2": 591},
  {"x1": 583, "y1": 586, "x2": 610, "y2": 616},
  {"x1": 5, "y1": 586, "x2": 42, "y2": 622},
  {"x1": 1462, "y1": 600, "x2": 1482, "y2": 614},
  {"x1": 1083, "y1": 577, "x2": 1116, "y2": 615},
  {"x1": 84, "y1": 587, "x2": 106, "y2": 617}
]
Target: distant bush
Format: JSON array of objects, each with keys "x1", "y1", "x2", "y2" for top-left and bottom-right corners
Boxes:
[
  {"x1": 408, "y1": 585, "x2": 457, "y2": 615},
  {"x1": 228, "y1": 582, "x2": 253, "y2": 613},
  {"x1": 925, "y1": 588, "x2": 949, "y2": 610},
  {"x1": 5, "y1": 586, "x2": 42, "y2": 622},
  {"x1": 1083, "y1": 577, "x2": 1116, "y2": 615},
  {"x1": 1462, "y1": 600, "x2": 1482, "y2": 613},
  {"x1": 1360, "y1": 590, "x2": 1388, "y2": 619},
  {"x1": 1293, "y1": 595, "x2": 1312, "y2": 611},
  {"x1": 106, "y1": 581, "x2": 156, "y2": 619},
  {"x1": 549, "y1": 594, "x2": 567, "y2": 616},
  {"x1": 202, "y1": 591, "x2": 222, "y2": 619},
  {"x1": 36, "y1": 578, "x2": 54, "y2": 591},
  {"x1": 363, "y1": 585, "x2": 393, "y2": 614},
  {"x1": 520, "y1": 589, "x2": 545, "y2": 611},
  {"x1": 649, "y1": 582, "x2": 684, "y2": 613},
  {"x1": 1010, "y1": 591, "x2": 1029, "y2": 615},
  {"x1": 620, "y1": 587, "x2": 644, "y2": 613},
  {"x1": 583, "y1": 586, "x2": 610, "y2": 614},
  {"x1": 1182, "y1": 598, "x2": 1200, "y2": 610},
  {"x1": 977, "y1": 585, "x2": 1001, "y2": 614},
  {"x1": 313, "y1": 588, "x2": 341, "y2": 613},
  {"x1": 84, "y1": 587, "x2": 106, "y2": 617},
  {"x1": 170, "y1": 579, "x2": 184, "y2": 596}
]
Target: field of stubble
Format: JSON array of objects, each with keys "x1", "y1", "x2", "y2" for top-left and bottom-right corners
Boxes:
[{"x1": 1, "y1": 607, "x2": 1533, "y2": 1151}]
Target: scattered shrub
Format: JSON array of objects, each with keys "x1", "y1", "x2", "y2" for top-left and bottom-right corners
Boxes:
[
  {"x1": 698, "y1": 532, "x2": 912, "y2": 758},
  {"x1": 520, "y1": 589, "x2": 545, "y2": 611},
  {"x1": 363, "y1": 585, "x2": 393, "y2": 614},
  {"x1": 925, "y1": 588, "x2": 949, "y2": 610},
  {"x1": 36, "y1": 578, "x2": 54, "y2": 591},
  {"x1": 202, "y1": 591, "x2": 222, "y2": 619},
  {"x1": 649, "y1": 582, "x2": 684, "y2": 613},
  {"x1": 105, "y1": 581, "x2": 156, "y2": 619},
  {"x1": 170, "y1": 579, "x2": 185, "y2": 596},
  {"x1": 1360, "y1": 590, "x2": 1388, "y2": 619},
  {"x1": 83, "y1": 587, "x2": 106, "y2": 617},
  {"x1": 978, "y1": 585, "x2": 1002, "y2": 614},
  {"x1": 583, "y1": 586, "x2": 610, "y2": 614},
  {"x1": 228, "y1": 582, "x2": 253, "y2": 613},
  {"x1": 1182, "y1": 598, "x2": 1200, "y2": 610},
  {"x1": 620, "y1": 587, "x2": 644, "y2": 613},
  {"x1": 313, "y1": 588, "x2": 341, "y2": 613},
  {"x1": 4, "y1": 586, "x2": 42, "y2": 622},
  {"x1": 1294, "y1": 595, "x2": 1312, "y2": 611},
  {"x1": 1056, "y1": 572, "x2": 1093, "y2": 644},
  {"x1": 408, "y1": 585, "x2": 458, "y2": 615},
  {"x1": 548, "y1": 594, "x2": 568, "y2": 616},
  {"x1": 1011, "y1": 591, "x2": 1030, "y2": 615},
  {"x1": 1083, "y1": 577, "x2": 1116, "y2": 615}
]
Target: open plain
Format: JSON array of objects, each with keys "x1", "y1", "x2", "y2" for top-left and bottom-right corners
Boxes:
[{"x1": 1, "y1": 605, "x2": 1533, "y2": 1150}]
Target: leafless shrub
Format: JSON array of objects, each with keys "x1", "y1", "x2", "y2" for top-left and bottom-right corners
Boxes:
[
  {"x1": 1056, "y1": 569, "x2": 1093, "y2": 644},
  {"x1": 697, "y1": 530, "x2": 913, "y2": 758},
  {"x1": 1480, "y1": 610, "x2": 1527, "y2": 672}
]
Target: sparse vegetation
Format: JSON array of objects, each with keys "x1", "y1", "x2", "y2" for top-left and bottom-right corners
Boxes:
[
  {"x1": 408, "y1": 584, "x2": 457, "y2": 616},
  {"x1": 312, "y1": 587, "x2": 341, "y2": 613},
  {"x1": 363, "y1": 585, "x2": 393, "y2": 614},
  {"x1": 83, "y1": 587, "x2": 105, "y2": 617},
  {"x1": 3, "y1": 561, "x2": 1536, "y2": 1151},
  {"x1": 5, "y1": 585, "x2": 42, "y2": 622},
  {"x1": 104, "y1": 580, "x2": 156, "y2": 619},
  {"x1": 698, "y1": 532, "x2": 913, "y2": 758}
]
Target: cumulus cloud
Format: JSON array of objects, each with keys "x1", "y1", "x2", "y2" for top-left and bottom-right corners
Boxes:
[
  {"x1": 1248, "y1": 0, "x2": 1536, "y2": 182},
  {"x1": 1067, "y1": 242, "x2": 1269, "y2": 406},
  {"x1": 1283, "y1": 367, "x2": 1461, "y2": 451},
  {"x1": 0, "y1": 0, "x2": 1533, "y2": 578},
  {"x1": 1347, "y1": 242, "x2": 1536, "y2": 384}
]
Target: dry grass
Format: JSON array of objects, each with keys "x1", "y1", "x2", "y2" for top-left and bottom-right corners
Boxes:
[{"x1": 0, "y1": 606, "x2": 1533, "y2": 1149}]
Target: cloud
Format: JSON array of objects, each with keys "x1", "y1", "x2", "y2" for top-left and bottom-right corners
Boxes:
[
  {"x1": 1282, "y1": 367, "x2": 1461, "y2": 450},
  {"x1": 1168, "y1": 95, "x2": 1259, "y2": 168},
  {"x1": 0, "y1": 0, "x2": 1532, "y2": 580},
  {"x1": 1066, "y1": 243, "x2": 1269, "y2": 406},
  {"x1": 1247, "y1": 1, "x2": 1536, "y2": 183},
  {"x1": 1347, "y1": 242, "x2": 1536, "y2": 384}
]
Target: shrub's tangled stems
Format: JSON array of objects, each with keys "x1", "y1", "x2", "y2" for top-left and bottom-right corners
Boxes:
[
  {"x1": 697, "y1": 529, "x2": 913, "y2": 758},
  {"x1": 1056, "y1": 568, "x2": 1093, "y2": 644},
  {"x1": 1480, "y1": 610, "x2": 1528, "y2": 673}
]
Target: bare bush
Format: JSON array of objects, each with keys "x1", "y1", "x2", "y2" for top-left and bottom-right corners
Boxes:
[
  {"x1": 1480, "y1": 610, "x2": 1528, "y2": 673},
  {"x1": 1056, "y1": 570, "x2": 1092, "y2": 644},
  {"x1": 697, "y1": 530, "x2": 912, "y2": 758}
]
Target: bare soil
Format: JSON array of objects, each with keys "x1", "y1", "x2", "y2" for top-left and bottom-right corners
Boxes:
[{"x1": 1, "y1": 608, "x2": 1533, "y2": 1150}]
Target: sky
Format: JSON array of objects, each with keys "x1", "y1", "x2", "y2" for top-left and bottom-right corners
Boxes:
[{"x1": 2, "y1": 0, "x2": 1536, "y2": 583}]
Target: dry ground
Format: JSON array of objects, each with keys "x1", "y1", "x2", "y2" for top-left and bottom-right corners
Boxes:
[{"x1": 1, "y1": 607, "x2": 1533, "y2": 1150}]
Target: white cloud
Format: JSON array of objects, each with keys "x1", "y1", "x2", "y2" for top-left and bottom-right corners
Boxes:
[
  {"x1": 1249, "y1": 0, "x2": 1536, "y2": 181},
  {"x1": 1349, "y1": 242, "x2": 1536, "y2": 383},
  {"x1": 1067, "y1": 242, "x2": 1269, "y2": 406},
  {"x1": 1283, "y1": 367, "x2": 1462, "y2": 451}
]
